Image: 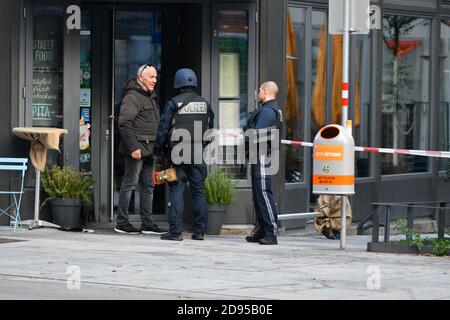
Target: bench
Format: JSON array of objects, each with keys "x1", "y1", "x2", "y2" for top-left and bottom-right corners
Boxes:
[
  {"x1": 0, "y1": 158, "x2": 28, "y2": 232},
  {"x1": 357, "y1": 201, "x2": 450, "y2": 244}
]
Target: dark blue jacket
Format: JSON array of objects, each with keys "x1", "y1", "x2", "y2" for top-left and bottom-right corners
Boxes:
[{"x1": 246, "y1": 99, "x2": 279, "y2": 130}]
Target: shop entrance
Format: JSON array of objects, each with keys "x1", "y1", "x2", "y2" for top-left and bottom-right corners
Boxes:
[{"x1": 81, "y1": 3, "x2": 203, "y2": 223}]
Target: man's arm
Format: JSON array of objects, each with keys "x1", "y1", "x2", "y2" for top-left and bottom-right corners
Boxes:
[
  {"x1": 153, "y1": 100, "x2": 175, "y2": 154},
  {"x1": 118, "y1": 94, "x2": 141, "y2": 155}
]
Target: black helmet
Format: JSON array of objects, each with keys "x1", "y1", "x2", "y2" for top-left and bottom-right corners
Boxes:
[{"x1": 173, "y1": 68, "x2": 197, "y2": 89}]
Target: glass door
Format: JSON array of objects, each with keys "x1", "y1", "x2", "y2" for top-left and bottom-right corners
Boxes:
[
  {"x1": 211, "y1": 2, "x2": 257, "y2": 186},
  {"x1": 111, "y1": 7, "x2": 164, "y2": 222}
]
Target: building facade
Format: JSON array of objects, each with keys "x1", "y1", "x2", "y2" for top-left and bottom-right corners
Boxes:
[{"x1": 1, "y1": 0, "x2": 450, "y2": 228}]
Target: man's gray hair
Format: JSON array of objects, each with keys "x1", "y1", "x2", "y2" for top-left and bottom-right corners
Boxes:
[{"x1": 137, "y1": 64, "x2": 151, "y2": 77}]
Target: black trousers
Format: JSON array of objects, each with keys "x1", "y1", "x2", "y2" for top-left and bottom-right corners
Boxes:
[{"x1": 251, "y1": 155, "x2": 278, "y2": 237}]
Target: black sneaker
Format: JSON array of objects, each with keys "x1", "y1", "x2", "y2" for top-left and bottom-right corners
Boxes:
[
  {"x1": 191, "y1": 233, "x2": 204, "y2": 240},
  {"x1": 259, "y1": 236, "x2": 278, "y2": 245},
  {"x1": 114, "y1": 223, "x2": 140, "y2": 235},
  {"x1": 245, "y1": 234, "x2": 263, "y2": 243},
  {"x1": 160, "y1": 232, "x2": 183, "y2": 241},
  {"x1": 141, "y1": 224, "x2": 167, "y2": 235},
  {"x1": 246, "y1": 225, "x2": 264, "y2": 243}
]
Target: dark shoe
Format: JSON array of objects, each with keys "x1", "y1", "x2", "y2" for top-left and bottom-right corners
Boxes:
[
  {"x1": 259, "y1": 236, "x2": 278, "y2": 245},
  {"x1": 246, "y1": 225, "x2": 264, "y2": 243},
  {"x1": 141, "y1": 223, "x2": 167, "y2": 235},
  {"x1": 191, "y1": 233, "x2": 204, "y2": 240},
  {"x1": 245, "y1": 234, "x2": 263, "y2": 243},
  {"x1": 114, "y1": 223, "x2": 140, "y2": 235},
  {"x1": 160, "y1": 232, "x2": 183, "y2": 241}
]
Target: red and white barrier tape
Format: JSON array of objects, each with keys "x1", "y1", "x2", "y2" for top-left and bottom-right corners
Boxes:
[
  {"x1": 211, "y1": 130, "x2": 450, "y2": 159},
  {"x1": 281, "y1": 139, "x2": 450, "y2": 159}
]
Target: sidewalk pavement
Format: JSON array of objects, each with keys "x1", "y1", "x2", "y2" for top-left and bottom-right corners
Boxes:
[{"x1": 0, "y1": 227, "x2": 449, "y2": 300}]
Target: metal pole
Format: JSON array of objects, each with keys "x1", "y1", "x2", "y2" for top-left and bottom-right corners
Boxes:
[
  {"x1": 110, "y1": 6, "x2": 116, "y2": 222},
  {"x1": 340, "y1": 0, "x2": 351, "y2": 250},
  {"x1": 342, "y1": 0, "x2": 351, "y2": 127},
  {"x1": 384, "y1": 205, "x2": 391, "y2": 244},
  {"x1": 34, "y1": 168, "x2": 40, "y2": 221},
  {"x1": 22, "y1": 167, "x2": 60, "y2": 230},
  {"x1": 340, "y1": 196, "x2": 346, "y2": 249}
]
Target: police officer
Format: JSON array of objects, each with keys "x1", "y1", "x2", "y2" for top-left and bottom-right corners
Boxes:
[
  {"x1": 153, "y1": 68, "x2": 214, "y2": 241},
  {"x1": 245, "y1": 81, "x2": 282, "y2": 245}
]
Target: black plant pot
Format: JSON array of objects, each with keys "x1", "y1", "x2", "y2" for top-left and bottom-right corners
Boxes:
[
  {"x1": 50, "y1": 198, "x2": 82, "y2": 231},
  {"x1": 206, "y1": 204, "x2": 227, "y2": 235}
]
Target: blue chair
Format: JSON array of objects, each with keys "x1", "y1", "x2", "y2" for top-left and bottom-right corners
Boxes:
[{"x1": 0, "y1": 158, "x2": 28, "y2": 232}]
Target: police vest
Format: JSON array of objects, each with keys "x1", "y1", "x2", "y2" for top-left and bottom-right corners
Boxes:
[{"x1": 169, "y1": 92, "x2": 211, "y2": 148}]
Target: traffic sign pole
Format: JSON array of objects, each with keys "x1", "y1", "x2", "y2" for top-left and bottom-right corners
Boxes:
[
  {"x1": 340, "y1": 0, "x2": 351, "y2": 250},
  {"x1": 329, "y1": 0, "x2": 372, "y2": 250},
  {"x1": 342, "y1": 0, "x2": 350, "y2": 128}
]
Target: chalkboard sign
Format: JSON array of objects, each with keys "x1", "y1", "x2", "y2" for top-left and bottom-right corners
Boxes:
[
  {"x1": 32, "y1": 72, "x2": 62, "y2": 127},
  {"x1": 32, "y1": 9, "x2": 63, "y2": 127}
]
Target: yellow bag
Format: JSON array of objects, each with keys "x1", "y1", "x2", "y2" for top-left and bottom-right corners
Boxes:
[{"x1": 152, "y1": 168, "x2": 177, "y2": 185}]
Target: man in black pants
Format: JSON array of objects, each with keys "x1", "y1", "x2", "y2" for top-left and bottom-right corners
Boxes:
[
  {"x1": 244, "y1": 81, "x2": 282, "y2": 245},
  {"x1": 115, "y1": 64, "x2": 167, "y2": 235}
]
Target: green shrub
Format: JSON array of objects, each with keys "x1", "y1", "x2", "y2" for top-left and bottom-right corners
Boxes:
[
  {"x1": 392, "y1": 218, "x2": 450, "y2": 255},
  {"x1": 393, "y1": 218, "x2": 424, "y2": 251},
  {"x1": 430, "y1": 238, "x2": 450, "y2": 256},
  {"x1": 204, "y1": 167, "x2": 236, "y2": 206},
  {"x1": 41, "y1": 165, "x2": 95, "y2": 207}
]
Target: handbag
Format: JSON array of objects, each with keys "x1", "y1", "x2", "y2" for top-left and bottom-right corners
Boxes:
[{"x1": 152, "y1": 167, "x2": 177, "y2": 185}]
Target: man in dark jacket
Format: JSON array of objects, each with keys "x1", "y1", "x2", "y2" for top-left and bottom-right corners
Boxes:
[
  {"x1": 153, "y1": 68, "x2": 214, "y2": 241},
  {"x1": 244, "y1": 81, "x2": 281, "y2": 245},
  {"x1": 115, "y1": 64, "x2": 167, "y2": 235}
]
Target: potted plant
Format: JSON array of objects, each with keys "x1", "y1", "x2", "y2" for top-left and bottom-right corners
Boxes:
[
  {"x1": 41, "y1": 165, "x2": 94, "y2": 231},
  {"x1": 204, "y1": 167, "x2": 236, "y2": 235}
]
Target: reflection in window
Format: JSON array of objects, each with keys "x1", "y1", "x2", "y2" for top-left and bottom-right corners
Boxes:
[
  {"x1": 285, "y1": 7, "x2": 305, "y2": 183},
  {"x1": 217, "y1": 10, "x2": 249, "y2": 180},
  {"x1": 354, "y1": 34, "x2": 372, "y2": 177},
  {"x1": 32, "y1": 6, "x2": 64, "y2": 128},
  {"x1": 381, "y1": 15, "x2": 431, "y2": 175},
  {"x1": 331, "y1": 34, "x2": 371, "y2": 177},
  {"x1": 439, "y1": 19, "x2": 450, "y2": 171},
  {"x1": 114, "y1": 11, "x2": 162, "y2": 113},
  {"x1": 311, "y1": 11, "x2": 328, "y2": 139}
]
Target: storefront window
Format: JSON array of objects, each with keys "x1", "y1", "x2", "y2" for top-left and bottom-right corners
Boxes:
[
  {"x1": 381, "y1": 15, "x2": 431, "y2": 175},
  {"x1": 384, "y1": 0, "x2": 436, "y2": 8},
  {"x1": 285, "y1": 7, "x2": 306, "y2": 183},
  {"x1": 311, "y1": 11, "x2": 328, "y2": 139},
  {"x1": 439, "y1": 19, "x2": 450, "y2": 171},
  {"x1": 354, "y1": 34, "x2": 372, "y2": 177},
  {"x1": 32, "y1": 6, "x2": 64, "y2": 128},
  {"x1": 329, "y1": 33, "x2": 372, "y2": 178},
  {"x1": 217, "y1": 10, "x2": 249, "y2": 180}
]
